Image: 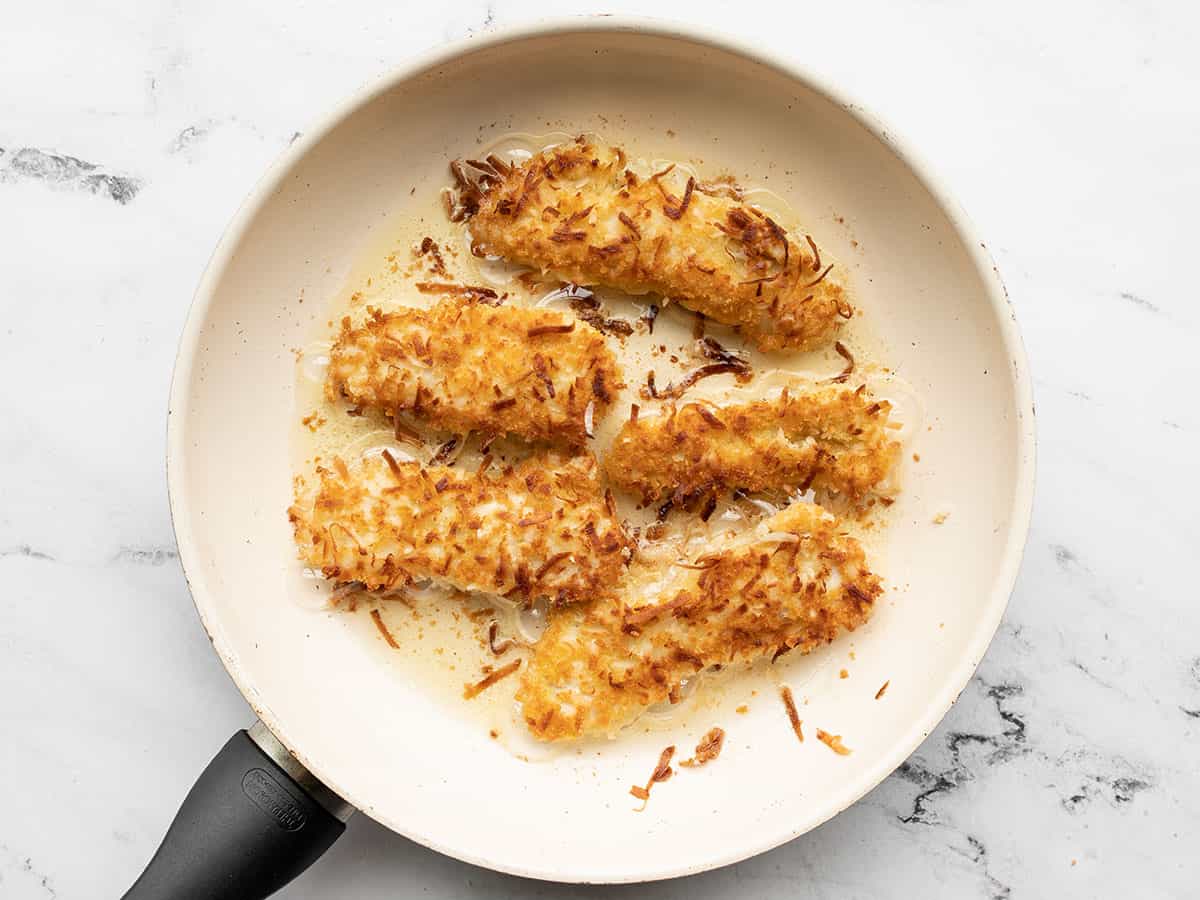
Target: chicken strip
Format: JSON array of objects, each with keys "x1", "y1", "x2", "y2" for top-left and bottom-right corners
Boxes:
[
  {"x1": 516, "y1": 502, "x2": 881, "y2": 741},
  {"x1": 327, "y1": 297, "x2": 622, "y2": 445},
  {"x1": 289, "y1": 450, "x2": 630, "y2": 606},
  {"x1": 455, "y1": 139, "x2": 851, "y2": 352},
  {"x1": 604, "y1": 382, "x2": 901, "y2": 512}
]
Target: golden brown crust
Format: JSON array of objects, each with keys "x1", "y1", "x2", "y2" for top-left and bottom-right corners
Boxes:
[
  {"x1": 327, "y1": 298, "x2": 623, "y2": 445},
  {"x1": 516, "y1": 502, "x2": 881, "y2": 740},
  {"x1": 603, "y1": 382, "x2": 901, "y2": 511},
  {"x1": 289, "y1": 450, "x2": 630, "y2": 606},
  {"x1": 461, "y1": 139, "x2": 850, "y2": 352}
]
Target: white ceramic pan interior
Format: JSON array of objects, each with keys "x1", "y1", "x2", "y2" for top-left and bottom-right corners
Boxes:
[{"x1": 167, "y1": 19, "x2": 1034, "y2": 883}]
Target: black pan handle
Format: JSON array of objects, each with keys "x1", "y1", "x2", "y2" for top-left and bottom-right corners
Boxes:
[{"x1": 122, "y1": 723, "x2": 353, "y2": 900}]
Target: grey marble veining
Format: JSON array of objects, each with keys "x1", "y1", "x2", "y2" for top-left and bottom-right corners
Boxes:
[
  {"x1": 0, "y1": 147, "x2": 141, "y2": 204},
  {"x1": 1, "y1": 1, "x2": 1196, "y2": 898}
]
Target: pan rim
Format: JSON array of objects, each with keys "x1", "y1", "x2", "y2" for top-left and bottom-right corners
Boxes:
[{"x1": 166, "y1": 14, "x2": 1036, "y2": 884}]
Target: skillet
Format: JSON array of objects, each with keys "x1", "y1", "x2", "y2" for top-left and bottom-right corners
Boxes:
[{"x1": 125, "y1": 17, "x2": 1035, "y2": 897}]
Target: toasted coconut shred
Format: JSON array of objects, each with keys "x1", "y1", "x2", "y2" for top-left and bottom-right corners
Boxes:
[
  {"x1": 679, "y1": 727, "x2": 726, "y2": 768},
  {"x1": 487, "y1": 621, "x2": 514, "y2": 656},
  {"x1": 291, "y1": 131, "x2": 917, "y2": 773},
  {"x1": 779, "y1": 686, "x2": 804, "y2": 743},
  {"x1": 630, "y1": 745, "x2": 676, "y2": 808},
  {"x1": 464, "y1": 659, "x2": 522, "y2": 700},
  {"x1": 370, "y1": 608, "x2": 400, "y2": 649},
  {"x1": 816, "y1": 729, "x2": 852, "y2": 756}
]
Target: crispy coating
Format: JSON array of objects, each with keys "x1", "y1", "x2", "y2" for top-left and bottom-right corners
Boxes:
[
  {"x1": 327, "y1": 298, "x2": 623, "y2": 445},
  {"x1": 604, "y1": 382, "x2": 901, "y2": 511},
  {"x1": 516, "y1": 502, "x2": 881, "y2": 740},
  {"x1": 289, "y1": 450, "x2": 630, "y2": 606},
  {"x1": 460, "y1": 139, "x2": 850, "y2": 352}
]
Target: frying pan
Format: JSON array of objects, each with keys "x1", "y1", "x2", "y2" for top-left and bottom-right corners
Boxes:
[{"x1": 127, "y1": 17, "x2": 1035, "y2": 897}]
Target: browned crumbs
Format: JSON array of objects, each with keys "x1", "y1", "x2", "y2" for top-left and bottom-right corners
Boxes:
[{"x1": 415, "y1": 236, "x2": 448, "y2": 276}]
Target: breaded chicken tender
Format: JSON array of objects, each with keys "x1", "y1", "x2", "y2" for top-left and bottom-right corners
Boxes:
[
  {"x1": 289, "y1": 450, "x2": 630, "y2": 606},
  {"x1": 604, "y1": 382, "x2": 901, "y2": 512},
  {"x1": 327, "y1": 297, "x2": 623, "y2": 445},
  {"x1": 516, "y1": 502, "x2": 881, "y2": 741},
  {"x1": 455, "y1": 139, "x2": 851, "y2": 352}
]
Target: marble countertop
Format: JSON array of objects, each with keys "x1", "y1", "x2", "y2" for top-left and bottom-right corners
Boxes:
[{"x1": 1, "y1": 1, "x2": 1195, "y2": 897}]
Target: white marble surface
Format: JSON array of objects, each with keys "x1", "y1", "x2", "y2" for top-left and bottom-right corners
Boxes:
[{"x1": 1, "y1": 1, "x2": 1196, "y2": 897}]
